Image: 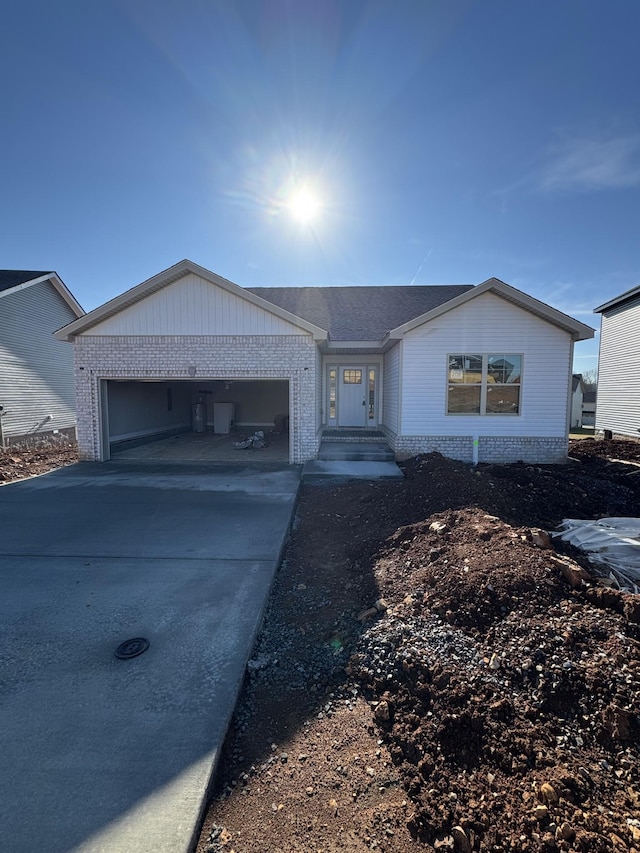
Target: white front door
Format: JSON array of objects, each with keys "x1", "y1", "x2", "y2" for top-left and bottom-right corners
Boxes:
[{"x1": 338, "y1": 366, "x2": 367, "y2": 426}]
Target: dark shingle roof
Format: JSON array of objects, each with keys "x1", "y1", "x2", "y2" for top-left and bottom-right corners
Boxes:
[
  {"x1": 572, "y1": 374, "x2": 583, "y2": 392},
  {"x1": 0, "y1": 270, "x2": 52, "y2": 294},
  {"x1": 583, "y1": 390, "x2": 597, "y2": 404},
  {"x1": 246, "y1": 285, "x2": 474, "y2": 340}
]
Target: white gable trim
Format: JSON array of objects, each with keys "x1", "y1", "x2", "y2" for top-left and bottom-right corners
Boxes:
[
  {"x1": 55, "y1": 260, "x2": 327, "y2": 342},
  {"x1": 1, "y1": 273, "x2": 84, "y2": 318},
  {"x1": 386, "y1": 277, "x2": 595, "y2": 342}
]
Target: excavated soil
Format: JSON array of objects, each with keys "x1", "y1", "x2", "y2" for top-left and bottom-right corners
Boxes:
[{"x1": 198, "y1": 438, "x2": 640, "y2": 853}]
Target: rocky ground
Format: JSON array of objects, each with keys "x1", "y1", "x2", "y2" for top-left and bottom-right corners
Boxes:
[
  {"x1": 0, "y1": 436, "x2": 78, "y2": 483},
  {"x1": 198, "y1": 438, "x2": 640, "y2": 853}
]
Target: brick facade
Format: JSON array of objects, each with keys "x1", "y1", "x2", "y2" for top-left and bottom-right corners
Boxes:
[
  {"x1": 383, "y1": 428, "x2": 568, "y2": 464},
  {"x1": 74, "y1": 335, "x2": 320, "y2": 463}
]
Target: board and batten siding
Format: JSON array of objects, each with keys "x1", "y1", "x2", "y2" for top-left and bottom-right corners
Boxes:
[
  {"x1": 382, "y1": 342, "x2": 401, "y2": 434},
  {"x1": 0, "y1": 281, "x2": 77, "y2": 443},
  {"x1": 400, "y1": 292, "x2": 572, "y2": 437},
  {"x1": 596, "y1": 294, "x2": 640, "y2": 437},
  {"x1": 88, "y1": 273, "x2": 309, "y2": 337}
]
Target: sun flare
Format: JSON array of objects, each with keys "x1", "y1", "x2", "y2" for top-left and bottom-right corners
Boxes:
[{"x1": 288, "y1": 186, "x2": 322, "y2": 224}]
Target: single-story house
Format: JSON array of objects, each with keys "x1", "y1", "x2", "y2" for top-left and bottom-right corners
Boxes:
[
  {"x1": 55, "y1": 259, "x2": 594, "y2": 465},
  {"x1": 0, "y1": 270, "x2": 84, "y2": 446},
  {"x1": 570, "y1": 374, "x2": 585, "y2": 429},
  {"x1": 594, "y1": 284, "x2": 640, "y2": 438}
]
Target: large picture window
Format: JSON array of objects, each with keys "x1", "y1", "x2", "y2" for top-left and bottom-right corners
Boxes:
[{"x1": 448, "y1": 354, "x2": 522, "y2": 415}]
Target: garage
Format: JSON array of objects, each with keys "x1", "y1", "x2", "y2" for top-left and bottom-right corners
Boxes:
[{"x1": 103, "y1": 378, "x2": 289, "y2": 462}]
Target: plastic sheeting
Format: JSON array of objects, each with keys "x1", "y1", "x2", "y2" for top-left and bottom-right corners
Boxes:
[{"x1": 554, "y1": 518, "x2": 640, "y2": 593}]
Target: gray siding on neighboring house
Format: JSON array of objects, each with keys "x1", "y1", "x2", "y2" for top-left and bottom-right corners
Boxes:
[
  {"x1": 0, "y1": 281, "x2": 78, "y2": 443},
  {"x1": 596, "y1": 293, "x2": 640, "y2": 437}
]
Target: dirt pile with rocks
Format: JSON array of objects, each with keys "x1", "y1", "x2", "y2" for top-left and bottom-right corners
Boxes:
[
  {"x1": 0, "y1": 437, "x2": 78, "y2": 483},
  {"x1": 196, "y1": 439, "x2": 640, "y2": 852}
]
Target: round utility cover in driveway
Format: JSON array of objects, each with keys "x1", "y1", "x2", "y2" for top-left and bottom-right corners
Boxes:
[{"x1": 115, "y1": 637, "x2": 150, "y2": 659}]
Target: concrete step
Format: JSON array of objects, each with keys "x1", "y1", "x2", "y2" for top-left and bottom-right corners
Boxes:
[
  {"x1": 318, "y1": 440, "x2": 394, "y2": 462},
  {"x1": 302, "y1": 460, "x2": 404, "y2": 481}
]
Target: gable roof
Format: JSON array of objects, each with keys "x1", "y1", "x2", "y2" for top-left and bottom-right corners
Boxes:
[
  {"x1": 54, "y1": 262, "x2": 594, "y2": 345},
  {"x1": 594, "y1": 284, "x2": 640, "y2": 314},
  {"x1": 572, "y1": 374, "x2": 584, "y2": 393},
  {"x1": 55, "y1": 259, "x2": 326, "y2": 342},
  {"x1": 0, "y1": 270, "x2": 84, "y2": 317},
  {"x1": 0, "y1": 269, "x2": 52, "y2": 293},
  {"x1": 387, "y1": 277, "x2": 595, "y2": 342},
  {"x1": 247, "y1": 285, "x2": 473, "y2": 341}
]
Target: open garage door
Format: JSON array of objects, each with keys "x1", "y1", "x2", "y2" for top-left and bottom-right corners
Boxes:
[{"x1": 102, "y1": 379, "x2": 290, "y2": 463}]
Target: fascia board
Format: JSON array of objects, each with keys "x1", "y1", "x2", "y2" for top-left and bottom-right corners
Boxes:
[
  {"x1": 55, "y1": 259, "x2": 327, "y2": 342},
  {"x1": 0, "y1": 273, "x2": 84, "y2": 318},
  {"x1": 594, "y1": 284, "x2": 640, "y2": 314},
  {"x1": 326, "y1": 340, "x2": 382, "y2": 349},
  {"x1": 388, "y1": 278, "x2": 595, "y2": 341}
]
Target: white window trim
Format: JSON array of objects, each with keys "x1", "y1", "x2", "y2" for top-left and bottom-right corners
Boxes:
[{"x1": 446, "y1": 352, "x2": 523, "y2": 416}]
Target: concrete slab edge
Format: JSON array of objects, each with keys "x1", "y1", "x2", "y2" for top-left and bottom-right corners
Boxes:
[{"x1": 188, "y1": 470, "x2": 303, "y2": 851}]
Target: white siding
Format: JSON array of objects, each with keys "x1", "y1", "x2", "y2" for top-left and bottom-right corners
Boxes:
[
  {"x1": 401, "y1": 292, "x2": 571, "y2": 437},
  {"x1": 596, "y1": 295, "x2": 640, "y2": 436},
  {"x1": 570, "y1": 386, "x2": 583, "y2": 428},
  {"x1": 0, "y1": 281, "x2": 77, "y2": 443},
  {"x1": 88, "y1": 273, "x2": 309, "y2": 336},
  {"x1": 382, "y1": 342, "x2": 401, "y2": 434}
]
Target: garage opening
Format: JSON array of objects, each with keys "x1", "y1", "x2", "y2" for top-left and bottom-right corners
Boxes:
[{"x1": 103, "y1": 379, "x2": 290, "y2": 463}]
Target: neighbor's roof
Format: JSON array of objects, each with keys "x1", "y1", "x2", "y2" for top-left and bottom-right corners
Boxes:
[
  {"x1": 583, "y1": 390, "x2": 597, "y2": 404},
  {"x1": 247, "y1": 285, "x2": 473, "y2": 341},
  {"x1": 0, "y1": 270, "x2": 52, "y2": 293},
  {"x1": 594, "y1": 284, "x2": 640, "y2": 314},
  {"x1": 572, "y1": 374, "x2": 583, "y2": 393},
  {"x1": 0, "y1": 269, "x2": 84, "y2": 317}
]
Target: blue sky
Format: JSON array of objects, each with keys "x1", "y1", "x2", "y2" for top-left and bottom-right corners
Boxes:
[{"x1": 3, "y1": 0, "x2": 640, "y2": 372}]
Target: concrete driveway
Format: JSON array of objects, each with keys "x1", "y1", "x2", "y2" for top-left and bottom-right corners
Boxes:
[{"x1": 0, "y1": 461, "x2": 300, "y2": 853}]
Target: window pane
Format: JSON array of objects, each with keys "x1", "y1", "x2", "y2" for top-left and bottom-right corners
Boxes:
[
  {"x1": 486, "y1": 385, "x2": 520, "y2": 414},
  {"x1": 488, "y1": 355, "x2": 521, "y2": 384},
  {"x1": 368, "y1": 369, "x2": 375, "y2": 419},
  {"x1": 448, "y1": 385, "x2": 481, "y2": 414},
  {"x1": 449, "y1": 355, "x2": 482, "y2": 384},
  {"x1": 343, "y1": 369, "x2": 362, "y2": 384}
]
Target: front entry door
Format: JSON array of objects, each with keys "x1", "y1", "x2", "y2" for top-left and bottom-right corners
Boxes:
[{"x1": 338, "y1": 366, "x2": 367, "y2": 427}]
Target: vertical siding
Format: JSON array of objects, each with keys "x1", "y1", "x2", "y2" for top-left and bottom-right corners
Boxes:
[
  {"x1": 596, "y1": 296, "x2": 640, "y2": 436},
  {"x1": 0, "y1": 281, "x2": 78, "y2": 442},
  {"x1": 401, "y1": 292, "x2": 572, "y2": 437},
  {"x1": 383, "y1": 342, "x2": 401, "y2": 434},
  {"x1": 87, "y1": 273, "x2": 309, "y2": 336}
]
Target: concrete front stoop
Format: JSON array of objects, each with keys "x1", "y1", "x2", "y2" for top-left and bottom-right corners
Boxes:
[{"x1": 302, "y1": 431, "x2": 404, "y2": 481}]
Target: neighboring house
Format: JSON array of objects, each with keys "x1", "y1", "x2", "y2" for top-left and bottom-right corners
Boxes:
[
  {"x1": 582, "y1": 389, "x2": 597, "y2": 427},
  {"x1": 55, "y1": 259, "x2": 594, "y2": 465},
  {"x1": 570, "y1": 374, "x2": 585, "y2": 429},
  {"x1": 0, "y1": 270, "x2": 84, "y2": 446},
  {"x1": 594, "y1": 284, "x2": 640, "y2": 438}
]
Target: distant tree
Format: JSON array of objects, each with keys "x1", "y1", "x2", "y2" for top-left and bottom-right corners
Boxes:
[{"x1": 582, "y1": 368, "x2": 598, "y2": 390}]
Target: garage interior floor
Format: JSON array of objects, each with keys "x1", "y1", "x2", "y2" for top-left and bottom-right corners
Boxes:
[{"x1": 112, "y1": 430, "x2": 290, "y2": 463}]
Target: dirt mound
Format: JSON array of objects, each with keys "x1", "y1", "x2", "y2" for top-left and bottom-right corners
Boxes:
[
  {"x1": 570, "y1": 437, "x2": 640, "y2": 463},
  {"x1": 199, "y1": 447, "x2": 640, "y2": 853},
  {"x1": 349, "y1": 506, "x2": 640, "y2": 851}
]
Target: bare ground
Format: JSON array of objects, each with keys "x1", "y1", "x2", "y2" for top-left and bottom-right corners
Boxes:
[
  {"x1": 197, "y1": 438, "x2": 640, "y2": 853},
  {"x1": 5, "y1": 435, "x2": 639, "y2": 851},
  {"x1": 0, "y1": 437, "x2": 79, "y2": 483}
]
